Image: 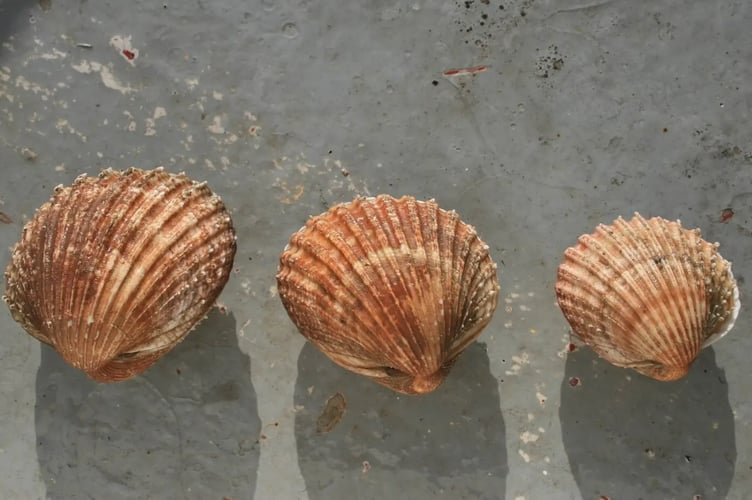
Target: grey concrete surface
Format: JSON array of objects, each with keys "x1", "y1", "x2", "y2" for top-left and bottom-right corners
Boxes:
[{"x1": 0, "y1": 0, "x2": 750, "y2": 499}]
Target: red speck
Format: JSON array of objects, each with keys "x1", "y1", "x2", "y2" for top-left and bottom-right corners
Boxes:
[
  {"x1": 260, "y1": 434, "x2": 267, "y2": 440},
  {"x1": 600, "y1": 496, "x2": 610, "y2": 500},
  {"x1": 341, "y1": 169, "x2": 350, "y2": 177},
  {"x1": 568, "y1": 376, "x2": 581, "y2": 387},
  {"x1": 720, "y1": 208, "x2": 734, "y2": 223},
  {"x1": 122, "y1": 49, "x2": 136, "y2": 60},
  {"x1": 567, "y1": 343, "x2": 577, "y2": 352},
  {"x1": 442, "y1": 65, "x2": 488, "y2": 77}
]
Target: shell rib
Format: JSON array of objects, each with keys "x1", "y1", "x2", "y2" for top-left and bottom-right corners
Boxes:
[
  {"x1": 277, "y1": 195, "x2": 499, "y2": 395},
  {"x1": 555, "y1": 213, "x2": 739, "y2": 381},
  {"x1": 3, "y1": 167, "x2": 237, "y2": 382}
]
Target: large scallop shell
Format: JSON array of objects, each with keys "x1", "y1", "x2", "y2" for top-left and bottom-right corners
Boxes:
[
  {"x1": 276, "y1": 195, "x2": 499, "y2": 395},
  {"x1": 555, "y1": 213, "x2": 739, "y2": 381},
  {"x1": 3, "y1": 167, "x2": 237, "y2": 382}
]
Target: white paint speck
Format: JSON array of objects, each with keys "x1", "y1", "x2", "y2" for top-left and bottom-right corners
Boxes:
[
  {"x1": 15, "y1": 75, "x2": 47, "y2": 96},
  {"x1": 212, "y1": 90, "x2": 223, "y2": 100},
  {"x1": 518, "y1": 449, "x2": 531, "y2": 463},
  {"x1": 296, "y1": 161, "x2": 313, "y2": 174},
  {"x1": 145, "y1": 106, "x2": 167, "y2": 136},
  {"x1": 520, "y1": 431, "x2": 539, "y2": 444},
  {"x1": 55, "y1": 119, "x2": 88, "y2": 142},
  {"x1": 208, "y1": 115, "x2": 225, "y2": 134},
  {"x1": 506, "y1": 352, "x2": 530, "y2": 375},
  {"x1": 72, "y1": 59, "x2": 135, "y2": 94},
  {"x1": 536, "y1": 391, "x2": 547, "y2": 407},
  {"x1": 37, "y1": 48, "x2": 67, "y2": 61}
]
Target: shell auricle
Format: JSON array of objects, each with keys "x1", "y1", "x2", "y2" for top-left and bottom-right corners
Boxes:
[
  {"x1": 555, "y1": 213, "x2": 739, "y2": 381},
  {"x1": 3, "y1": 167, "x2": 237, "y2": 382},
  {"x1": 276, "y1": 194, "x2": 499, "y2": 395}
]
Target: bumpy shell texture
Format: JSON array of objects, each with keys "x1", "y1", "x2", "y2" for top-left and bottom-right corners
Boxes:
[
  {"x1": 3, "y1": 167, "x2": 237, "y2": 382},
  {"x1": 555, "y1": 213, "x2": 739, "y2": 381},
  {"x1": 277, "y1": 195, "x2": 499, "y2": 395}
]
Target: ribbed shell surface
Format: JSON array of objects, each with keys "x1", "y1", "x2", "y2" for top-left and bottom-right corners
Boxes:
[
  {"x1": 555, "y1": 213, "x2": 739, "y2": 381},
  {"x1": 277, "y1": 195, "x2": 499, "y2": 395},
  {"x1": 3, "y1": 167, "x2": 237, "y2": 382}
]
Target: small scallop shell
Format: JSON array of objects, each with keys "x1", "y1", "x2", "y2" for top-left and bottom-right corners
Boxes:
[
  {"x1": 276, "y1": 195, "x2": 499, "y2": 395},
  {"x1": 3, "y1": 167, "x2": 237, "y2": 382},
  {"x1": 555, "y1": 213, "x2": 739, "y2": 381}
]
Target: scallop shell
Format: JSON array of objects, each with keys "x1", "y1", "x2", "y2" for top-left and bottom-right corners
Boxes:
[
  {"x1": 276, "y1": 195, "x2": 499, "y2": 395},
  {"x1": 555, "y1": 213, "x2": 739, "y2": 381},
  {"x1": 3, "y1": 167, "x2": 237, "y2": 382}
]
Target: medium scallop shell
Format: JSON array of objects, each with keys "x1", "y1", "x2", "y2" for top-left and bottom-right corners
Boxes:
[
  {"x1": 276, "y1": 195, "x2": 499, "y2": 395},
  {"x1": 3, "y1": 167, "x2": 237, "y2": 382},
  {"x1": 555, "y1": 213, "x2": 739, "y2": 381}
]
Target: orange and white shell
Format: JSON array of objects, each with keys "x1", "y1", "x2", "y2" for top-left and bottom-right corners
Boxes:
[
  {"x1": 276, "y1": 195, "x2": 499, "y2": 395},
  {"x1": 555, "y1": 213, "x2": 739, "y2": 381},
  {"x1": 3, "y1": 167, "x2": 237, "y2": 382}
]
